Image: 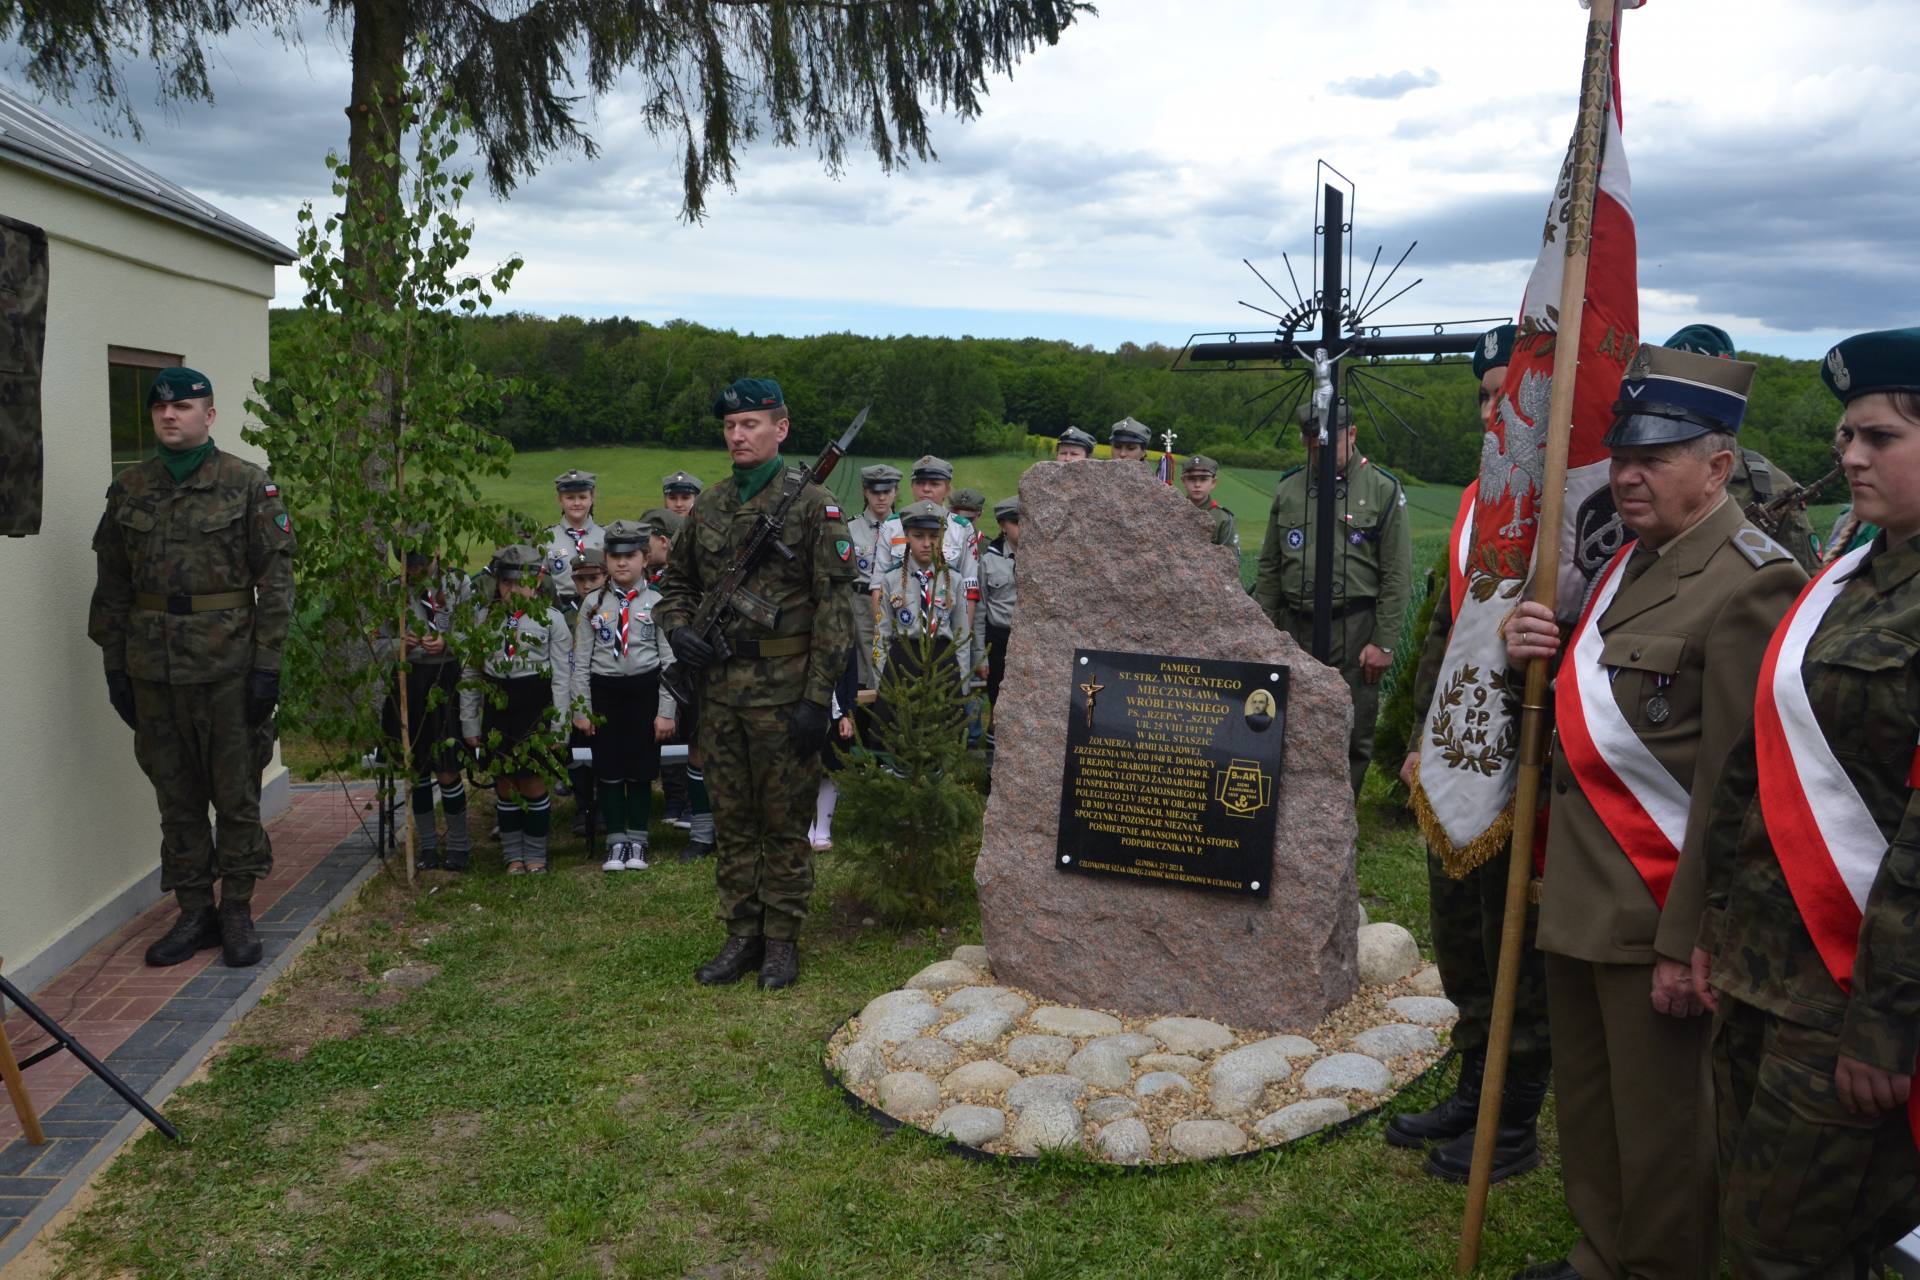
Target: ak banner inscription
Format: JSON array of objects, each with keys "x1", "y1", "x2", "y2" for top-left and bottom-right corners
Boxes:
[{"x1": 1057, "y1": 649, "x2": 1289, "y2": 897}]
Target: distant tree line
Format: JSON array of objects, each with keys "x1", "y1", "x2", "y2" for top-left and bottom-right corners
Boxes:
[{"x1": 268, "y1": 310, "x2": 1845, "y2": 484}]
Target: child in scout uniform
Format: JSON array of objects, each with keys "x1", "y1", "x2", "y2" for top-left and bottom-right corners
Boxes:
[
  {"x1": 661, "y1": 471, "x2": 703, "y2": 520},
  {"x1": 373, "y1": 549, "x2": 474, "y2": 870},
  {"x1": 1699, "y1": 327, "x2": 1920, "y2": 1278},
  {"x1": 849, "y1": 464, "x2": 900, "y2": 688},
  {"x1": 877, "y1": 499, "x2": 972, "y2": 679},
  {"x1": 1181, "y1": 455, "x2": 1239, "y2": 549},
  {"x1": 974, "y1": 497, "x2": 1019, "y2": 744},
  {"x1": 542, "y1": 469, "x2": 605, "y2": 607},
  {"x1": 572, "y1": 520, "x2": 678, "y2": 872},
  {"x1": 1108, "y1": 416, "x2": 1151, "y2": 461},
  {"x1": 460, "y1": 545, "x2": 574, "y2": 874},
  {"x1": 872, "y1": 456, "x2": 979, "y2": 669},
  {"x1": 1056, "y1": 426, "x2": 1094, "y2": 461},
  {"x1": 562, "y1": 548, "x2": 607, "y2": 835}
]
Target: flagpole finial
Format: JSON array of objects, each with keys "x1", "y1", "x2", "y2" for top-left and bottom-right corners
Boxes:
[{"x1": 1161, "y1": 428, "x2": 1177, "y2": 454}]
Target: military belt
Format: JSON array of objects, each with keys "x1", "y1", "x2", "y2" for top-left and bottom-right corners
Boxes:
[
  {"x1": 1287, "y1": 597, "x2": 1376, "y2": 621},
  {"x1": 731, "y1": 634, "x2": 812, "y2": 659},
  {"x1": 133, "y1": 590, "x2": 253, "y2": 615}
]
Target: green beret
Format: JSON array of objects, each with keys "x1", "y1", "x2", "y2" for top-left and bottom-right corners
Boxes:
[
  {"x1": 1057, "y1": 427, "x2": 1096, "y2": 453},
  {"x1": 640, "y1": 507, "x2": 683, "y2": 537},
  {"x1": 570, "y1": 547, "x2": 607, "y2": 572},
  {"x1": 147, "y1": 366, "x2": 212, "y2": 407},
  {"x1": 662, "y1": 470, "x2": 703, "y2": 495},
  {"x1": 1822, "y1": 327, "x2": 1920, "y2": 404},
  {"x1": 1605, "y1": 343, "x2": 1755, "y2": 447},
  {"x1": 911, "y1": 455, "x2": 953, "y2": 482},
  {"x1": 554, "y1": 469, "x2": 596, "y2": 492},
  {"x1": 949, "y1": 487, "x2": 986, "y2": 513},
  {"x1": 713, "y1": 377, "x2": 785, "y2": 418},
  {"x1": 993, "y1": 497, "x2": 1020, "y2": 522},
  {"x1": 860, "y1": 464, "x2": 902, "y2": 489},
  {"x1": 490, "y1": 544, "x2": 545, "y2": 580},
  {"x1": 603, "y1": 520, "x2": 653, "y2": 554},
  {"x1": 1297, "y1": 401, "x2": 1353, "y2": 431},
  {"x1": 1108, "y1": 416, "x2": 1151, "y2": 445},
  {"x1": 899, "y1": 499, "x2": 947, "y2": 531},
  {"x1": 1471, "y1": 325, "x2": 1518, "y2": 380},
  {"x1": 1181, "y1": 454, "x2": 1219, "y2": 476},
  {"x1": 1664, "y1": 324, "x2": 1737, "y2": 360}
]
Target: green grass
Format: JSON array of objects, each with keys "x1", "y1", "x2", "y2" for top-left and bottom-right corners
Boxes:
[{"x1": 46, "y1": 788, "x2": 1577, "y2": 1279}]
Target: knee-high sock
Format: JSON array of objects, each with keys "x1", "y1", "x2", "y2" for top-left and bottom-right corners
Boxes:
[
  {"x1": 412, "y1": 775, "x2": 438, "y2": 851},
  {"x1": 627, "y1": 786, "x2": 651, "y2": 846},
  {"x1": 686, "y1": 766, "x2": 714, "y2": 842},
  {"x1": 440, "y1": 779, "x2": 470, "y2": 853},
  {"x1": 815, "y1": 776, "x2": 838, "y2": 840},
  {"x1": 522, "y1": 794, "x2": 552, "y2": 865},
  {"x1": 495, "y1": 793, "x2": 524, "y2": 861},
  {"x1": 598, "y1": 779, "x2": 628, "y2": 847}
]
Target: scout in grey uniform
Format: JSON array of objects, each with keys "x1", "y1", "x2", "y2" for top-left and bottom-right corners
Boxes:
[
  {"x1": 460, "y1": 545, "x2": 574, "y2": 874},
  {"x1": 871, "y1": 456, "x2": 979, "y2": 662},
  {"x1": 1056, "y1": 427, "x2": 1095, "y2": 461},
  {"x1": 541, "y1": 469, "x2": 604, "y2": 605},
  {"x1": 1108, "y1": 416, "x2": 1151, "y2": 462},
  {"x1": 561, "y1": 546, "x2": 606, "y2": 833},
  {"x1": 1181, "y1": 454, "x2": 1239, "y2": 549},
  {"x1": 661, "y1": 470, "x2": 703, "y2": 520},
  {"x1": 974, "y1": 496, "x2": 1020, "y2": 739},
  {"x1": 848, "y1": 463, "x2": 900, "y2": 688},
  {"x1": 877, "y1": 499, "x2": 972, "y2": 677},
  {"x1": 572, "y1": 520, "x2": 678, "y2": 873},
  {"x1": 373, "y1": 550, "x2": 475, "y2": 870}
]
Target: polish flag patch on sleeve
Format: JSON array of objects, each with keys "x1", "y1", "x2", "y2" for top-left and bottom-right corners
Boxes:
[
  {"x1": 824, "y1": 504, "x2": 842, "y2": 521},
  {"x1": 263, "y1": 482, "x2": 279, "y2": 497}
]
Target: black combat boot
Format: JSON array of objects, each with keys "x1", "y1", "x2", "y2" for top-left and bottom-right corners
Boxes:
[
  {"x1": 219, "y1": 899, "x2": 264, "y2": 968},
  {"x1": 1509, "y1": 1261, "x2": 1579, "y2": 1280},
  {"x1": 695, "y1": 936, "x2": 764, "y2": 985},
  {"x1": 680, "y1": 838, "x2": 714, "y2": 861},
  {"x1": 758, "y1": 940, "x2": 799, "y2": 990},
  {"x1": 1425, "y1": 1070, "x2": 1549, "y2": 1184},
  {"x1": 144, "y1": 906, "x2": 222, "y2": 967},
  {"x1": 1385, "y1": 1051, "x2": 1484, "y2": 1148}
]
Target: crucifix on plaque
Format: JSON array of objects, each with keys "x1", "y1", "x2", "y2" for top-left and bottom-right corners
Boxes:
[
  {"x1": 1174, "y1": 163, "x2": 1508, "y2": 663},
  {"x1": 1078, "y1": 678, "x2": 1103, "y2": 727}
]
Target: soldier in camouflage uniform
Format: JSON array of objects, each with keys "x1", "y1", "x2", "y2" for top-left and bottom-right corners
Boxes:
[
  {"x1": 1253, "y1": 401, "x2": 1411, "y2": 795},
  {"x1": 89, "y1": 367, "x2": 296, "y2": 968},
  {"x1": 1698, "y1": 328, "x2": 1920, "y2": 1279},
  {"x1": 1180, "y1": 454, "x2": 1239, "y2": 550},
  {"x1": 657, "y1": 378, "x2": 857, "y2": 990},
  {"x1": 848, "y1": 464, "x2": 900, "y2": 688}
]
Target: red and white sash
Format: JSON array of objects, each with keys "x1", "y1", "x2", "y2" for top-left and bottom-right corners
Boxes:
[
  {"x1": 1553, "y1": 543, "x2": 1690, "y2": 907},
  {"x1": 1448, "y1": 480, "x2": 1478, "y2": 619}
]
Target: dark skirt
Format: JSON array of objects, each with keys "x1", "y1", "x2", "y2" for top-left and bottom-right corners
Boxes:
[
  {"x1": 588, "y1": 672, "x2": 664, "y2": 785},
  {"x1": 381, "y1": 661, "x2": 461, "y2": 775},
  {"x1": 481, "y1": 675, "x2": 562, "y2": 777}
]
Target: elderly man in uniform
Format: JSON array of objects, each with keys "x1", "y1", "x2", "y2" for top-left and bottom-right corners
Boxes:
[
  {"x1": 658, "y1": 378, "x2": 856, "y2": 991},
  {"x1": 661, "y1": 471, "x2": 703, "y2": 519},
  {"x1": 1180, "y1": 455, "x2": 1239, "y2": 550},
  {"x1": 848, "y1": 463, "x2": 900, "y2": 688},
  {"x1": 90, "y1": 367, "x2": 296, "y2": 968},
  {"x1": 1055, "y1": 427, "x2": 1095, "y2": 462},
  {"x1": 1503, "y1": 344, "x2": 1807, "y2": 1280},
  {"x1": 1253, "y1": 401, "x2": 1410, "y2": 795},
  {"x1": 1108, "y1": 417, "x2": 1151, "y2": 462}
]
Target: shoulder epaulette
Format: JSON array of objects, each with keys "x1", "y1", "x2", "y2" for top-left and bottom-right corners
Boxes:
[
  {"x1": 1279, "y1": 466, "x2": 1304, "y2": 481},
  {"x1": 1730, "y1": 525, "x2": 1791, "y2": 570}
]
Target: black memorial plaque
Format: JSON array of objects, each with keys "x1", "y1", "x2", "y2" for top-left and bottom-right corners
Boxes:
[{"x1": 1057, "y1": 649, "x2": 1289, "y2": 897}]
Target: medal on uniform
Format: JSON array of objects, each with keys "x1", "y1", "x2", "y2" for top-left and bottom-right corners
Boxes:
[{"x1": 1646, "y1": 674, "x2": 1672, "y2": 725}]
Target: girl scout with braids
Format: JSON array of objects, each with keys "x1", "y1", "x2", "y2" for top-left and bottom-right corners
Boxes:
[
  {"x1": 460, "y1": 545, "x2": 573, "y2": 874},
  {"x1": 876, "y1": 499, "x2": 971, "y2": 678},
  {"x1": 572, "y1": 520, "x2": 678, "y2": 873}
]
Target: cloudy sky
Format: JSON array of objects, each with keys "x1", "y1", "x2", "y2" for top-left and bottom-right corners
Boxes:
[{"x1": 17, "y1": 0, "x2": 1919, "y2": 358}]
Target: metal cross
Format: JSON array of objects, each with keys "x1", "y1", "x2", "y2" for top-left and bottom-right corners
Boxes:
[{"x1": 1078, "y1": 679, "x2": 1104, "y2": 727}]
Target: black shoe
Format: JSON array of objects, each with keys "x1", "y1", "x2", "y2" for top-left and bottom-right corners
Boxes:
[
  {"x1": 442, "y1": 849, "x2": 470, "y2": 872},
  {"x1": 758, "y1": 940, "x2": 799, "y2": 990},
  {"x1": 144, "y1": 907, "x2": 222, "y2": 967},
  {"x1": 1386, "y1": 1052, "x2": 1484, "y2": 1149},
  {"x1": 1510, "y1": 1261, "x2": 1579, "y2": 1280},
  {"x1": 696, "y1": 936, "x2": 764, "y2": 985},
  {"x1": 571, "y1": 813, "x2": 589, "y2": 837},
  {"x1": 1425, "y1": 1073, "x2": 1549, "y2": 1184},
  {"x1": 415, "y1": 849, "x2": 442, "y2": 870},
  {"x1": 219, "y1": 899, "x2": 264, "y2": 968},
  {"x1": 680, "y1": 838, "x2": 714, "y2": 861}
]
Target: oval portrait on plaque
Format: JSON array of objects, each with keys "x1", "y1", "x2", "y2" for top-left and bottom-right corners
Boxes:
[{"x1": 1244, "y1": 687, "x2": 1276, "y2": 733}]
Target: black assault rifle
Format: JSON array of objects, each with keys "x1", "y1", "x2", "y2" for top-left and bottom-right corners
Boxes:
[{"x1": 660, "y1": 406, "x2": 870, "y2": 711}]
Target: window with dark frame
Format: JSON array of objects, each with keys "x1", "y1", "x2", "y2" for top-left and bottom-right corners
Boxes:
[{"x1": 108, "y1": 346, "x2": 181, "y2": 476}]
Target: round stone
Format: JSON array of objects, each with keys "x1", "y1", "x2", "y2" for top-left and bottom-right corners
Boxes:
[
  {"x1": 944, "y1": 1060, "x2": 1020, "y2": 1097},
  {"x1": 890, "y1": 1037, "x2": 962, "y2": 1074},
  {"x1": 1301, "y1": 1053, "x2": 1394, "y2": 1097},
  {"x1": 1144, "y1": 1017, "x2": 1236, "y2": 1055},
  {"x1": 1005, "y1": 1035, "x2": 1075, "y2": 1071},
  {"x1": 876, "y1": 1071, "x2": 941, "y2": 1118},
  {"x1": 940, "y1": 1008, "x2": 1018, "y2": 1047},
  {"x1": 1029, "y1": 1007, "x2": 1124, "y2": 1038},
  {"x1": 1066, "y1": 1044, "x2": 1133, "y2": 1089},
  {"x1": 1351, "y1": 1023, "x2": 1440, "y2": 1061},
  {"x1": 1085, "y1": 1033, "x2": 1157, "y2": 1059},
  {"x1": 834, "y1": 1041, "x2": 887, "y2": 1090},
  {"x1": 1085, "y1": 1096, "x2": 1140, "y2": 1124},
  {"x1": 1009, "y1": 1098, "x2": 1082, "y2": 1154},
  {"x1": 859, "y1": 1000, "x2": 942, "y2": 1047},
  {"x1": 905, "y1": 960, "x2": 987, "y2": 992},
  {"x1": 1207, "y1": 1038, "x2": 1300, "y2": 1115},
  {"x1": 1135, "y1": 1071, "x2": 1194, "y2": 1099},
  {"x1": 1169, "y1": 1119, "x2": 1247, "y2": 1159},
  {"x1": 860, "y1": 989, "x2": 933, "y2": 1022},
  {"x1": 1254, "y1": 1098, "x2": 1351, "y2": 1142},
  {"x1": 1005, "y1": 1074, "x2": 1088, "y2": 1113},
  {"x1": 933, "y1": 1104, "x2": 1006, "y2": 1146},
  {"x1": 1386, "y1": 995, "x2": 1460, "y2": 1026},
  {"x1": 941, "y1": 986, "x2": 1029, "y2": 1019},
  {"x1": 1357, "y1": 922, "x2": 1421, "y2": 986},
  {"x1": 1409, "y1": 964, "x2": 1447, "y2": 997},
  {"x1": 1096, "y1": 1117, "x2": 1152, "y2": 1164},
  {"x1": 949, "y1": 944, "x2": 992, "y2": 972},
  {"x1": 1136, "y1": 1053, "x2": 1205, "y2": 1076}
]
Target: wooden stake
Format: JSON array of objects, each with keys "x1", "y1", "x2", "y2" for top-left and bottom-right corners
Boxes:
[
  {"x1": 1457, "y1": 2, "x2": 1620, "y2": 1271},
  {"x1": 0, "y1": 960, "x2": 46, "y2": 1146}
]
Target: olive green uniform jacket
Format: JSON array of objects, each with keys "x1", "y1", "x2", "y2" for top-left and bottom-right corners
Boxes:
[{"x1": 1252, "y1": 456, "x2": 1410, "y2": 668}]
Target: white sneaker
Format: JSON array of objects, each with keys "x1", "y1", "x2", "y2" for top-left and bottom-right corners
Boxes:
[
  {"x1": 602, "y1": 843, "x2": 627, "y2": 872},
  {"x1": 622, "y1": 842, "x2": 650, "y2": 871}
]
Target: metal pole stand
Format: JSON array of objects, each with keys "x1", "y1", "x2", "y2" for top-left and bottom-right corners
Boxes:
[{"x1": 0, "y1": 966, "x2": 181, "y2": 1143}]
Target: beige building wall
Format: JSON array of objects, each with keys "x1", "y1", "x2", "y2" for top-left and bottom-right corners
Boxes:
[{"x1": 0, "y1": 164, "x2": 288, "y2": 993}]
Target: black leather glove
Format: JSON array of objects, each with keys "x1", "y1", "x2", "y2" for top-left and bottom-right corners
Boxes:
[
  {"x1": 105, "y1": 671, "x2": 137, "y2": 730},
  {"x1": 670, "y1": 626, "x2": 718, "y2": 671},
  {"x1": 245, "y1": 669, "x2": 281, "y2": 726},
  {"x1": 787, "y1": 699, "x2": 832, "y2": 754}
]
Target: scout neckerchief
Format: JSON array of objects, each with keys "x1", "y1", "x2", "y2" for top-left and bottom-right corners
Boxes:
[
  {"x1": 1553, "y1": 541, "x2": 1689, "y2": 908},
  {"x1": 562, "y1": 523, "x2": 589, "y2": 556},
  {"x1": 505, "y1": 608, "x2": 525, "y2": 660},
  {"x1": 1751, "y1": 541, "x2": 1920, "y2": 1152},
  {"x1": 420, "y1": 581, "x2": 449, "y2": 633},
  {"x1": 1449, "y1": 479, "x2": 1480, "y2": 619},
  {"x1": 899, "y1": 554, "x2": 950, "y2": 636},
  {"x1": 615, "y1": 586, "x2": 640, "y2": 656}
]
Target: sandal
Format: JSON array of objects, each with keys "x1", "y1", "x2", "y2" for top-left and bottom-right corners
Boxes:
[
  {"x1": 526, "y1": 862, "x2": 547, "y2": 874},
  {"x1": 505, "y1": 860, "x2": 527, "y2": 875}
]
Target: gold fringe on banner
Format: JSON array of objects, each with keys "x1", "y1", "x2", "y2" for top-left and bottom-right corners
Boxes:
[{"x1": 1408, "y1": 760, "x2": 1514, "y2": 880}]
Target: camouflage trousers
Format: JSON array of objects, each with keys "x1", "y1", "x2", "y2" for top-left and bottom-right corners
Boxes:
[
  {"x1": 1715, "y1": 997, "x2": 1920, "y2": 1278},
  {"x1": 1427, "y1": 847, "x2": 1551, "y2": 1076},
  {"x1": 131, "y1": 675, "x2": 275, "y2": 910},
  {"x1": 697, "y1": 700, "x2": 822, "y2": 942}
]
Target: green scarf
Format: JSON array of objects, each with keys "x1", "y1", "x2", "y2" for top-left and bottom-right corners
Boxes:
[
  {"x1": 733, "y1": 454, "x2": 785, "y2": 502},
  {"x1": 158, "y1": 438, "x2": 216, "y2": 484}
]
